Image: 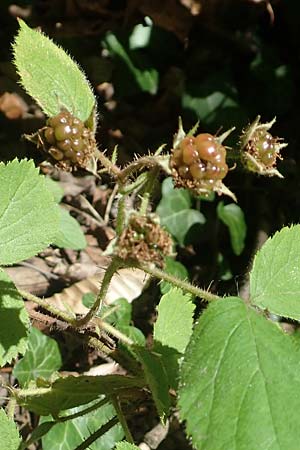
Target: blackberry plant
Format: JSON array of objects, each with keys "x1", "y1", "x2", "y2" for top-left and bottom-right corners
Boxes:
[{"x1": 1, "y1": 18, "x2": 298, "y2": 450}]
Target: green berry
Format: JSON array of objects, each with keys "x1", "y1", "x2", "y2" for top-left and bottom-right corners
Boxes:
[
  {"x1": 182, "y1": 143, "x2": 199, "y2": 165},
  {"x1": 178, "y1": 165, "x2": 190, "y2": 178},
  {"x1": 49, "y1": 147, "x2": 64, "y2": 161},
  {"x1": 54, "y1": 124, "x2": 72, "y2": 141},
  {"x1": 57, "y1": 138, "x2": 72, "y2": 152},
  {"x1": 44, "y1": 127, "x2": 56, "y2": 145},
  {"x1": 190, "y1": 162, "x2": 206, "y2": 180},
  {"x1": 72, "y1": 138, "x2": 84, "y2": 152}
]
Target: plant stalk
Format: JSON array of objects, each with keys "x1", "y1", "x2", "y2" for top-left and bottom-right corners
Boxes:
[{"x1": 131, "y1": 261, "x2": 221, "y2": 302}]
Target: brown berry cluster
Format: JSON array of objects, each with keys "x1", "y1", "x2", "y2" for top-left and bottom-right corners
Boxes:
[
  {"x1": 246, "y1": 130, "x2": 278, "y2": 168},
  {"x1": 170, "y1": 133, "x2": 228, "y2": 193},
  {"x1": 42, "y1": 110, "x2": 92, "y2": 169},
  {"x1": 116, "y1": 215, "x2": 173, "y2": 267}
]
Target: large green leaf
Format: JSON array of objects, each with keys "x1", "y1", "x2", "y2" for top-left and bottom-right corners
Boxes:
[
  {"x1": 217, "y1": 201, "x2": 247, "y2": 255},
  {"x1": 41, "y1": 400, "x2": 123, "y2": 450},
  {"x1": 15, "y1": 374, "x2": 143, "y2": 415},
  {"x1": 250, "y1": 225, "x2": 300, "y2": 320},
  {"x1": 52, "y1": 207, "x2": 87, "y2": 250},
  {"x1": 13, "y1": 20, "x2": 95, "y2": 123},
  {"x1": 0, "y1": 159, "x2": 60, "y2": 265},
  {"x1": 178, "y1": 296, "x2": 300, "y2": 450},
  {"x1": 0, "y1": 269, "x2": 30, "y2": 366},
  {"x1": 0, "y1": 409, "x2": 21, "y2": 450},
  {"x1": 115, "y1": 443, "x2": 140, "y2": 450},
  {"x1": 153, "y1": 288, "x2": 194, "y2": 390},
  {"x1": 156, "y1": 179, "x2": 205, "y2": 245},
  {"x1": 133, "y1": 346, "x2": 170, "y2": 420},
  {"x1": 154, "y1": 288, "x2": 195, "y2": 354},
  {"x1": 13, "y1": 327, "x2": 62, "y2": 386}
]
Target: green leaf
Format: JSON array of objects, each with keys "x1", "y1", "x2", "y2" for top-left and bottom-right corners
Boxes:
[
  {"x1": 0, "y1": 159, "x2": 60, "y2": 265},
  {"x1": 118, "y1": 325, "x2": 145, "y2": 346},
  {"x1": 13, "y1": 327, "x2": 62, "y2": 386},
  {"x1": 178, "y1": 296, "x2": 300, "y2": 450},
  {"x1": 160, "y1": 257, "x2": 189, "y2": 294},
  {"x1": 104, "y1": 32, "x2": 158, "y2": 95},
  {"x1": 115, "y1": 442, "x2": 140, "y2": 450},
  {"x1": 250, "y1": 225, "x2": 300, "y2": 320},
  {"x1": 103, "y1": 299, "x2": 132, "y2": 327},
  {"x1": 217, "y1": 201, "x2": 247, "y2": 255},
  {"x1": 154, "y1": 288, "x2": 195, "y2": 354},
  {"x1": 44, "y1": 177, "x2": 64, "y2": 203},
  {"x1": 41, "y1": 400, "x2": 123, "y2": 450},
  {"x1": 13, "y1": 20, "x2": 95, "y2": 123},
  {"x1": 156, "y1": 184, "x2": 205, "y2": 245},
  {"x1": 0, "y1": 269, "x2": 30, "y2": 366},
  {"x1": 15, "y1": 374, "x2": 143, "y2": 415},
  {"x1": 134, "y1": 346, "x2": 170, "y2": 420},
  {"x1": 52, "y1": 207, "x2": 87, "y2": 250},
  {"x1": 0, "y1": 409, "x2": 21, "y2": 450}
]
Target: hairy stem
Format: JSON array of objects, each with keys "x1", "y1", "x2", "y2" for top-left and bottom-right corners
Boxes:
[
  {"x1": 18, "y1": 289, "x2": 77, "y2": 325},
  {"x1": 139, "y1": 167, "x2": 159, "y2": 216},
  {"x1": 74, "y1": 256, "x2": 122, "y2": 327},
  {"x1": 131, "y1": 261, "x2": 221, "y2": 302},
  {"x1": 97, "y1": 150, "x2": 121, "y2": 177}
]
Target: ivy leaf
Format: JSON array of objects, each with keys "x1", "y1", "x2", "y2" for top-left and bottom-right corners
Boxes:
[
  {"x1": 0, "y1": 159, "x2": 60, "y2": 266},
  {"x1": 178, "y1": 296, "x2": 300, "y2": 450},
  {"x1": 156, "y1": 180, "x2": 205, "y2": 245},
  {"x1": 115, "y1": 443, "x2": 140, "y2": 450},
  {"x1": 41, "y1": 400, "x2": 123, "y2": 450},
  {"x1": 15, "y1": 374, "x2": 143, "y2": 415},
  {"x1": 160, "y1": 257, "x2": 189, "y2": 294},
  {"x1": 0, "y1": 269, "x2": 30, "y2": 366},
  {"x1": 13, "y1": 20, "x2": 95, "y2": 123},
  {"x1": 250, "y1": 225, "x2": 300, "y2": 320},
  {"x1": 0, "y1": 409, "x2": 21, "y2": 450},
  {"x1": 154, "y1": 288, "x2": 195, "y2": 354},
  {"x1": 217, "y1": 201, "x2": 247, "y2": 255},
  {"x1": 104, "y1": 32, "x2": 158, "y2": 95},
  {"x1": 52, "y1": 207, "x2": 87, "y2": 250},
  {"x1": 13, "y1": 327, "x2": 62, "y2": 387}
]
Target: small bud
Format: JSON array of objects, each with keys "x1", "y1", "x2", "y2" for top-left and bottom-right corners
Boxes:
[{"x1": 241, "y1": 116, "x2": 287, "y2": 178}]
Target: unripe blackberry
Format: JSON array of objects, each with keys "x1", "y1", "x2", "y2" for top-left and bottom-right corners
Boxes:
[
  {"x1": 241, "y1": 116, "x2": 287, "y2": 178},
  {"x1": 170, "y1": 133, "x2": 228, "y2": 194},
  {"x1": 39, "y1": 110, "x2": 94, "y2": 170}
]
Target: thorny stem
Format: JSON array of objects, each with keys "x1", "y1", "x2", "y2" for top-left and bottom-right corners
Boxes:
[
  {"x1": 74, "y1": 256, "x2": 123, "y2": 327},
  {"x1": 139, "y1": 167, "x2": 159, "y2": 216},
  {"x1": 130, "y1": 261, "x2": 221, "y2": 302},
  {"x1": 94, "y1": 319, "x2": 134, "y2": 346},
  {"x1": 111, "y1": 395, "x2": 134, "y2": 444},
  {"x1": 97, "y1": 150, "x2": 121, "y2": 177},
  {"x1": 116, "y1": 194, "x2": 126, "y2": 236},
  {"x1": 18, "y1": 289, "x2": 77, "y2": 325},
  {"x1": 118, "y1": 155, "x2": 164, "y2": 182}
]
